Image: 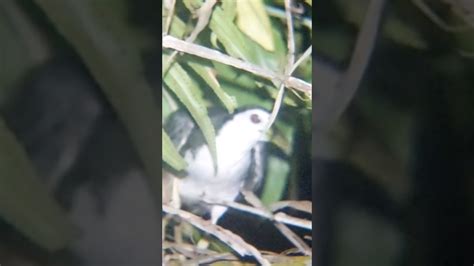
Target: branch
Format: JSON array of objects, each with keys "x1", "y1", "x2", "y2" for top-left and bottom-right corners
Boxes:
[
  {"x1": 162, "y1": 35, "x2": 312, "y2": 95},
  {"x1": 162, "y1": 204, "x2": 271, "y2": 265},
  {"x1": 314, "y1": 0, "x2": 386, "y2": 131}
]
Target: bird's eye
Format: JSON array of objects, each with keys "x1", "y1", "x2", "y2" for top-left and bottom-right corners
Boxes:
[{"x1": 250, "y1": 113, "x2": 261, "y2": 124}]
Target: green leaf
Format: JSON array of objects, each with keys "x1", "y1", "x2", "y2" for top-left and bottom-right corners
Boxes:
[
  {"x1": 162, "y1": 129, "x2": 187, "y2": 170},
  {"x1": 162, "y1": 88, "x2": 174, "y2": 121},
  {"x1": 187, "y1": 61, "x2": 237, "y2": 113},
  {"x1": 212, "y1": 62, "x2": 261, "y2": 90},
  {"x1": 221, "y1": 0, "x2": 237, "y2": 21},
  {"x1": 220, "y1": 80, "x2": 273, "y2": 109},
  {"x1": 211, "y1": 5, "x2": 285, "y2": 71},
  {"x1": 236, "y1": 0, "x2": 275, "y2": 51},
  {"x1": 163, "y1": 56, "x2": 218, "y2": 170},
  {"x1": 261, "y1": 119, "x2": 295, "y2": 205},
  {"x1": 210, "y1": 6, "x2": 257, "y2": 62},
  {"x1": 261, "y1": 155, "x2": 290, "y2": 206},
  {"x1": 163, "y1": 4, "x2": 187, "y2": 38},
  {"x1": 0, "y1": 118, "x2": 77, "y2": 250}
]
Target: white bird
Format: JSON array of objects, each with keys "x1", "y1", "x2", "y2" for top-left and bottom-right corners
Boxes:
[{"x1": 164, "y1": 107, "x2": 271, "y2": 223}]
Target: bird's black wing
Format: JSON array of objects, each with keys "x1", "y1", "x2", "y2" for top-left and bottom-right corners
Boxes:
[
  {"x1": 164, "y1": 110, "x2": 196, "y2": 152},
  {"x1": 243, "y1": 142, "x2": 267, "y2": 192},
  {"x1": 170, "y1": 107, "x2": 232, "y2": 156}
]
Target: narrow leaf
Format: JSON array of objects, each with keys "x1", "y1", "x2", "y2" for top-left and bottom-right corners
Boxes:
[
  {"x1": 261, "y1": 155, "x2": 290, "y2": 206},
  {"x1": 0, "y1": 118, "x2": 77, "y2": 251},
  {"x1": 188, "y1": 61, "x2": 237, "y2": 113},
  {"x1": 162, "y1": 129, "x2": 187, "y2": 170},
  {"x1": 236, "y1": 0, "x2": 275, "y2": 51},
  {"x1": 163, "y1": 56, "x2": 218, "y2": 170}
]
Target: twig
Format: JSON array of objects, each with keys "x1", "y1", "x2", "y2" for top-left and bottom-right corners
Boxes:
[
  {"x1": 163, "y1": 0, "x2": 217, "y2": 73},
  {"x1": 270, "y1": 200, "x2": 312, "y2": 214},
  {"x1": 266, "y1": 0, "x2": 297, "y2": 131},
  {"x1": 314, "y1": 0, "x2": 386, "y2": 131},
  {"x1": 162, "y1": 35, "x2": 312, "y2": 95},
  {"x1": 273, "y1": 222, "x2": 311, "y2": 255},
  {"x1": 240, "y1": 191, "x2": 312, "y2": 256},
  {"x1": 336, "y1": 0, "x2": 386, "y2": 121},
  {"x1": 274, "y1": 212, "x2": 312, "y2": 230},
  {"x1": 203, "y1": 198, "x2": 312, "y2": 230},
  {"x1": 163, "y1": 241, "x2": 221, "y2": 258},
  {"x1": 285, "y1": 0, "x2": 296, "y2": 69},
  {"x1": 163, "y1": 0, "x2": 176, "y2": 35},
  {"x1": 290, "y1": 45, "x2": 312, "y2": 76},
  {"x1": 189, "y1": 253, "x2": 237, "y2": 265},
  {"x1": 187, "y1": 0, "x2": 217, "y2": 42},
  {"x1": 267, "y1": 84, "x2": 286, "y2": 131},
  {"x1": 265, "y1": 6, "x2": 312, "y2": 29},
  {"x1": 162, "y1": 204, "x2": 271, "y2": 266}
]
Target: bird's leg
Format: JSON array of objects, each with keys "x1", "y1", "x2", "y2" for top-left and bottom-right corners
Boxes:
[{"x1": 210, "y1": 205, "x2": 228, "y2": 224}]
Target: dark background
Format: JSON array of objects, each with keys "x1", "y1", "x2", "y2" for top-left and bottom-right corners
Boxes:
[{"x1": 314, "y1": 0, "x2": 474, "y2": 265}]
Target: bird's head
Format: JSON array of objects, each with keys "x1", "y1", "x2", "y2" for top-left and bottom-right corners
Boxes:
[{"x1": 216, "y1": 108, "x2": 272, "y2": 149}]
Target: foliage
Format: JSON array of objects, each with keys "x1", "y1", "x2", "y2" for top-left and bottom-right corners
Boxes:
[
  {"x1": 162, "y1": 0, "x2": 312, "y2": 264},
  {"x1": 162, "y1": 0, "x2": 312, "y2": 203}
]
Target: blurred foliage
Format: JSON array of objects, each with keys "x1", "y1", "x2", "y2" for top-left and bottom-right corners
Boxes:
[
  {"x1": 0, "y1": 0, "x2": 163, "y2": 254},
  {"x1": 315, "y1": 0, "x2": 474, "y2": 265},
  {"x1": 0, "y1": 117, "x2": 77, "y2": 251}
]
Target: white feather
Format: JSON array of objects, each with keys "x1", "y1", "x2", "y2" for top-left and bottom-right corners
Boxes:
[{"x1": 178, "y1": 108, "x2": 270, "y2": 223}]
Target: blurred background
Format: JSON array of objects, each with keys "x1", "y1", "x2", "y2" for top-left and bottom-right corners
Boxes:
[{"x1": 314, "y1": 0, "x2": 474, "y2": 265}]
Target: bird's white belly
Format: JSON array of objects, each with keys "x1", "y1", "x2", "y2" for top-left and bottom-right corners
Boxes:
[{"x1": 179, "y1": 143, "x2": 251, "y2": 204}]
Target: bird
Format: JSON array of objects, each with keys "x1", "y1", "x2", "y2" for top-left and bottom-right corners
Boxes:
[{"x1": 164, "y1": 107, "x2": 271, "y2": 224}]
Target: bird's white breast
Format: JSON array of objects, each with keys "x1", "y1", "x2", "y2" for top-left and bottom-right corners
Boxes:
[
  {"x1": 179, "y1": 138, "x2": 253, "y2": 205},
  {"x1": 179, "y1": 116, "x2": 263, "y2": 204},
  {"x1": 176, "y1": 108, "x2": 270, "y2": 224}
]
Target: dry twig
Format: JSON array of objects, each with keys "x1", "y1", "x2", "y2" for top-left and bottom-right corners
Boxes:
[
  {"x1": 162, "y1": 35, "x2": 312, "y2": 95},
  {"x1": 162, "y1": 204, "x2": 271, "y2": 265}
]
